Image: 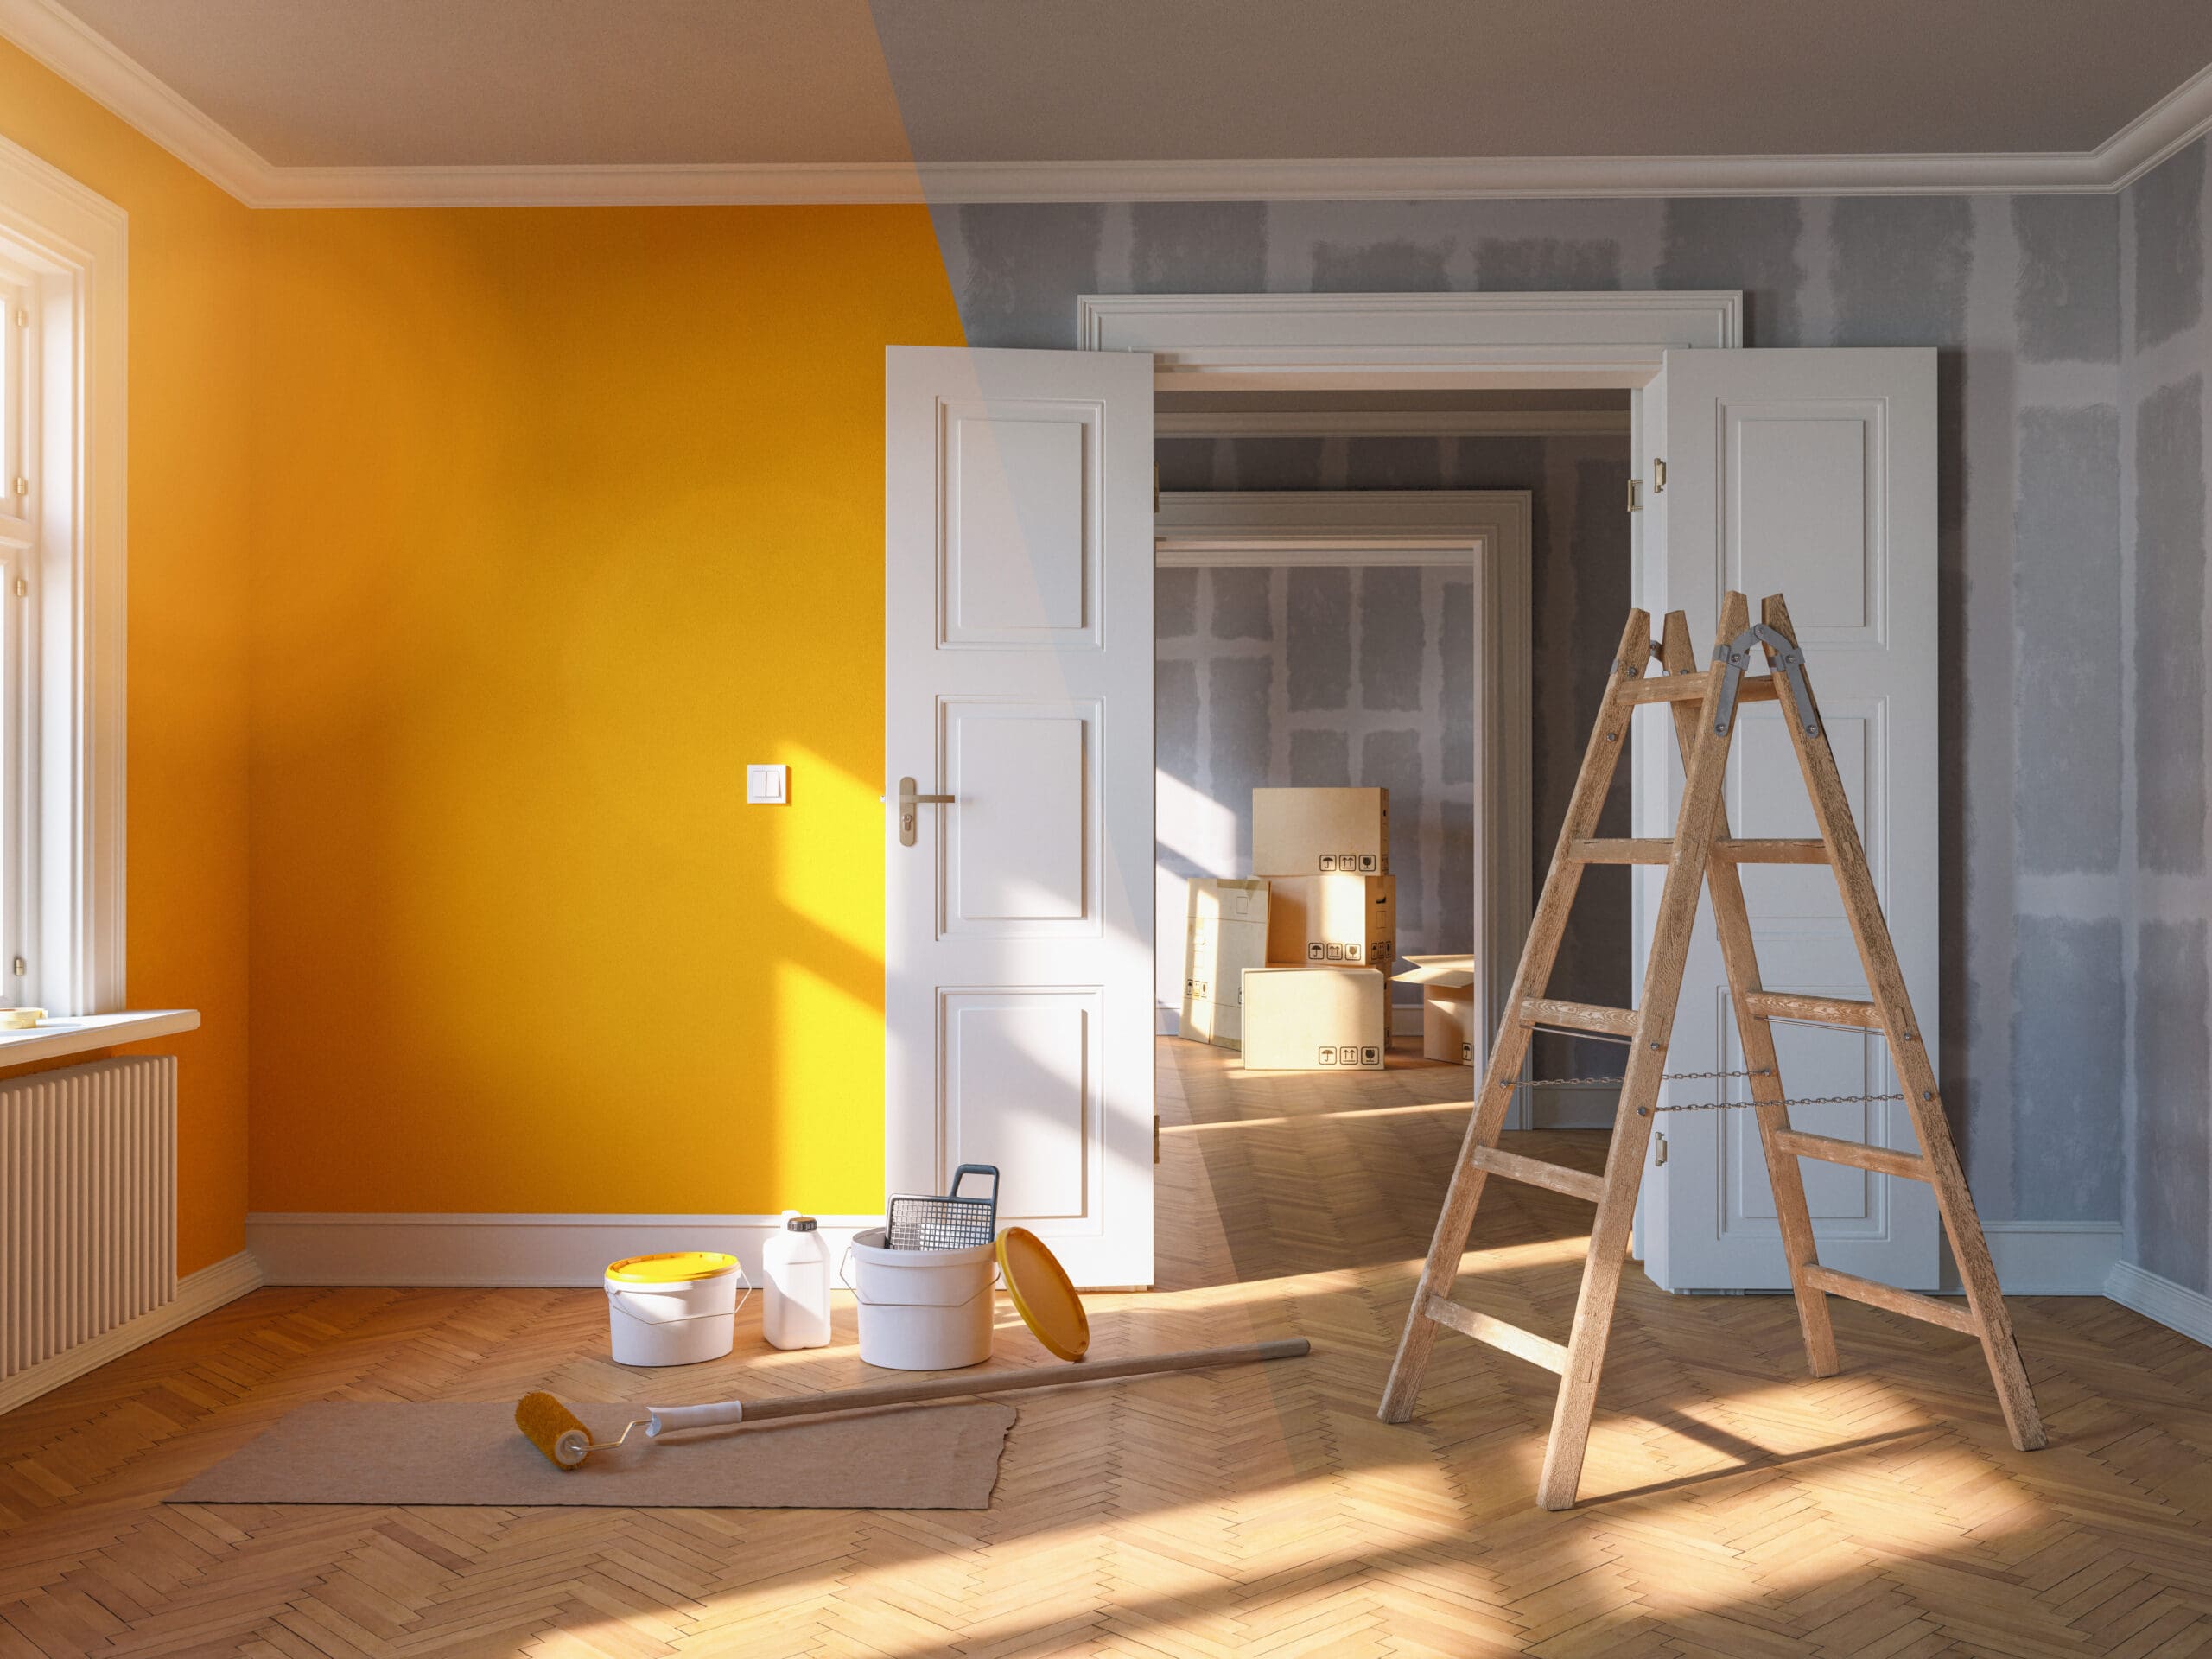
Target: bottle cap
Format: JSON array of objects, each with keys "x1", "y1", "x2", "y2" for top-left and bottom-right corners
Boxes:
[{"x1": 785, "y1": 1215, "x2": 817, "y2": 1232}]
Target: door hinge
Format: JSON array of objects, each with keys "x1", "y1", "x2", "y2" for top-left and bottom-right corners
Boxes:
[
  {"x1": 1626, "y1": 477, "x2": 1641, "y2": 512},
  {"x1": 10, "y1": 477, "x2": 26, "y2": 499},
  {"x1": 1651, "y1": 457, "x2": 1667, "y2": 493},
  {"x1": 1653, "y1": 1130, "x2": 1668, "y2": 1167},
  {"x1": 11, "y1": 576, "x2": 25, "y2": 598},
  {"x1": 11, "y1": 306, "x2": 25, "y2": 329},
  {"x1": 10, "y1": 956, "x2": 24, "y2": 977}
]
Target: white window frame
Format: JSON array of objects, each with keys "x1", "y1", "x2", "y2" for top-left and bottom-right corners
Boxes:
[{"x1": 0, "y1": 134, "x2": 127, "y2": 1016}]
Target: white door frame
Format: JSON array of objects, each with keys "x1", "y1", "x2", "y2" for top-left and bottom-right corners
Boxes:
[{"x1": 1153, "y1": 488, "x2": 1535, "y2": 1115}]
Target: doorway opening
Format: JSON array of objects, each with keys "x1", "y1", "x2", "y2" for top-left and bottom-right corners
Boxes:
[{"x1": 1151, "y1": 388, "x2": 1633, "y2": 1128}]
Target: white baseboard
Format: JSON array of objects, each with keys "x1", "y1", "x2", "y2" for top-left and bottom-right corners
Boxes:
[
  {"x1": 2106, "y1": 1258, "x2": 2212, "y2": 1344},
  {"x1": 0, "y1": 1248, "x2": 263, "y2": 1417},
  {"x1": 1934, "y1": 1220, "x2": 2124, "y2": 1296},
  {"x1": 1160, "y1": 1005, "x2": 1427, "y2": 1039},
  {"x1": 247, "y1": 1213, "x2": 883, "y2": 1289}
]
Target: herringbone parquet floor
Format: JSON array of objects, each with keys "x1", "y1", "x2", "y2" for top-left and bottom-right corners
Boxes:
[{"x1": 4, "y1": 1039, "x2": 2210, "y2": 1656}]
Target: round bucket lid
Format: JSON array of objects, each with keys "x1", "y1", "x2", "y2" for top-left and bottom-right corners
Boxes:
[
  {"x1": 995, "y1": 1226, "x2": 1090, "y2": 1361},
  {"x1": 605, "y1": 1250, "x2": 739, "y2": 1285}
]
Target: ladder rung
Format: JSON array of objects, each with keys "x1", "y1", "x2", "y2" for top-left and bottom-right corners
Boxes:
[
  {"x1": 1570, "y1": 836, "x2": 1829, "y2": 865},
  {"x1": 1422, "y1": 1295, "x2": 1569, "y2": 1373},
  {"x1": 1517, "y1": 997, "x2": 1637, "y2": 1036},
  {"x1": 1740, "y1": 991, "x2": 1882, "y2": 1029},
  {"x1": 1800, "y1": 1265, "x2": 1978, "y2": 1334},
  {"x1": 1615, "y1": 673, "x2": 1783, "y2": 706},
  {"x1": 1770, "y1": 1128, "x2": 1930, "y2": 1183},
  {"x1": 1469, "y1": 1146, "x2": 1606, "y2": 1203}
]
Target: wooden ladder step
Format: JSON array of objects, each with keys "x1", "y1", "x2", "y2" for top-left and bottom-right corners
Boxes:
[
  {"x1": 1800, "y1": 1264, "x2": 1978, "y2": 1334},
  {"x1": 1422, "y1": 1296, "x2": 1569, "y2": 1373},
  {"x1": 1573, "y1": 837, "x2": 1829, "y2": 865},
  {"x1": 1516, "y1": 997, "x2": 1637, "y2": 1036},
  {"x1": 1468, "y1": 1146, "x2": 1606, "y2": 1202},
  {"x1": 1616, "y1": 674, "x2": 1783, "y2": 706},
  {"x1": 1740, "y1": 991, "x2": 1883, "y2": 1028},
  {"x1": 1770, "y1": 1128, "x2": 1931, "y2": 1182}
]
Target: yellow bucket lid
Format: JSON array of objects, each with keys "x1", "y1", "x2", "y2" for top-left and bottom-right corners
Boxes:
[
  {"x1": 995, "y1": 1226, "x2": 1090, "y2": 1361},
  {"x1": 605, "y1": 1250, "x2": 738, "y2": 1286}
]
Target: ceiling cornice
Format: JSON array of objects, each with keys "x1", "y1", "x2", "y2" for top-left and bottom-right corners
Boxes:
[{"x1": 4, "y1": 0, "x2": 2210, "y2": 207}]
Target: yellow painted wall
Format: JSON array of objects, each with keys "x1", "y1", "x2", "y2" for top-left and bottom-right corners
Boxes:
[
  {"x1": 0, "y1": 42, "x2": 254, "y2": 1274},
  {"x1": 248, "y1": 207, "x2": 964, "y2": 1216}
]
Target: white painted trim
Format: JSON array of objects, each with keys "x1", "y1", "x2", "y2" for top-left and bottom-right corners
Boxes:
[
  {"x1": 0, "y1": 1007, "x2": 194, "y2": 1065},
  {"x1": 248, "y1": 1212, "x2": 883, "y2": 1290},
  {"x1": 3, "y1": 0, "x2": 2208, "y2": 208},
  {"x1": 1158, "y1": 409, "x2": 1630, "y2": 440},
  {"x1": 0, "y1": 1248, "x2": 259, "y2": 1416},
  {"x1": 1929, "y1": 1221, "x2": 2125, "y2": 1297},
  {"x1": 0, "y1": 130, "x2": 127, "y2": 1014},
  {"x1": 2106, "y1": 1258, "x2": 2212, "y2": 1344},
  {"x1": 1084, "y1": 291, "x2": 1740, "y2": 390}
]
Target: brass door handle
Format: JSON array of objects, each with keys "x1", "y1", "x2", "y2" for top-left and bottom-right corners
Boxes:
[{"x1": 895, "y1": 776, "x2": 955, "y2": 846}]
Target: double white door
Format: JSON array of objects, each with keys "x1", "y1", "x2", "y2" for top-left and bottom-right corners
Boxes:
[{"x1": 885, "y1": 337, "x2": 1941, "y2": 1294}]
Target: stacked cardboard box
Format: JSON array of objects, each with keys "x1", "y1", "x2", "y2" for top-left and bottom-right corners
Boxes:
[
  {"x1": 1242, "y1": 789, "x2": 1392, "y2": 1071},
  {"x1": 1179, "y1": 878, "x2": 1269, "y2": 1049},
  {"x1": 1394, "y1": 954, "x2": 1478, "y2": 1066}
]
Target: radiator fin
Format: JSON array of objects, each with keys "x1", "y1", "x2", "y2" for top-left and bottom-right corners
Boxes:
[{"x1": 1, "y1": 1057, "x2": 176, "y2": 1384}]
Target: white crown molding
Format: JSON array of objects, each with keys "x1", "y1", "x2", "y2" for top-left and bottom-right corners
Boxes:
[{"x1": 3, "y1": 0, "x2": 2211, "y2": 205}]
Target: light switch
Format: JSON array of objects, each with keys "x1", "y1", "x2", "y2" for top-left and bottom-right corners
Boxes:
[{"x1": 747, "y1": 764, "x2": 788, "y2": 804}]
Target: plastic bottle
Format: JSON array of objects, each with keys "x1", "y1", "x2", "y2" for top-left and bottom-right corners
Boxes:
[{"x1": 762, "y1": 1211, "x2": 833, "y2": 1350}]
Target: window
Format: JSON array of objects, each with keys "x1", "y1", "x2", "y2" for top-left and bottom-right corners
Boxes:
[{"x1": 0, "y1": 134, "x2": 127, "y2": 1018}]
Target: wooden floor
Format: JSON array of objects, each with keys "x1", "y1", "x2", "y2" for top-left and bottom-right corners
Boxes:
[{"x1": 5, "y1": 1040, "x2": 2212, "y2": 1657}]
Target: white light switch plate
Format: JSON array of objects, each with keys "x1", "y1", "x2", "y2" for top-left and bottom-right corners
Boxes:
[{"x1": 747, "y1": 764, "x2": 787, "y2": 804}]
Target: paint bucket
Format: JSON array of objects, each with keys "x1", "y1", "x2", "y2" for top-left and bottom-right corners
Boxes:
[
  {"x1": 841, "y1": 1227, "x2": 995, "y2": 1370},
  {"x1": 603, "y1": 1251, "x2": 748, "y2": 1366}
]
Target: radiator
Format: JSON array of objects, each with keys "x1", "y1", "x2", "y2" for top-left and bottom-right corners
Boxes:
[{"x1": 1, "y1": 1057, "x2": 176, "y2": 1386}]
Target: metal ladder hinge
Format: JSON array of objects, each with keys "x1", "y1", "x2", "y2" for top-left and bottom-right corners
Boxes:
[{"x1": 1712, "y1": 622, "x2": 1821, "y2": 739}]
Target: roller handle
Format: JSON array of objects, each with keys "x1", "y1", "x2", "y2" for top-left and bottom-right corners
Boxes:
[
  {"x1": 645, "y1": 1400, "x2": 747, "y2": 1436},
  {"x1": 736, "y1": 1337, "x2": 1308, "y2": 1425}
]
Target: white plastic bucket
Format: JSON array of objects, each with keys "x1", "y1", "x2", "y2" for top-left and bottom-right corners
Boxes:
[
  {"x1": 603, "y1": 1252, "x2": 748, "y2": 1366},
  {"x1": 842, "y1": 1227, "x2": 995, "y2": 1370}
]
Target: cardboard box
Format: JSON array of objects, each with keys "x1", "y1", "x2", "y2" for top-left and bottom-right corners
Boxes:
[
  {"x1": 1179, "y1": 879, "x2": 1269, "y2": 1049},
  {"x1": 1395, "y1": 955, "x2": 1478, "y2": 1066},
  {"x1": 1266, "y1": 873, "x2": 1395, "y2": 968},
  {"x1": 1251, "y1": 787, "x2": 1389, "y2": 876},
  {"x1": 1240, "y1": 964, "x2": 1388, "y2": 1071}
]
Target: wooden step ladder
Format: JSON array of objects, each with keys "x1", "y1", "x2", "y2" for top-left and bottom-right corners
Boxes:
[{"x1": 1380, "y1": 589, "x2": 2044, "y2": 1511}]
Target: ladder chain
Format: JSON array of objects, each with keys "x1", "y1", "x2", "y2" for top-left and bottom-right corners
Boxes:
[{"x1": 1517, "y1": 1067, "x2": 1905, "y2": 1114}]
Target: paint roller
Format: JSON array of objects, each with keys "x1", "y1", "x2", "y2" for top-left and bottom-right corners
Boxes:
[{"x1": 515, "y1": 1337, "x2": 1310, "y2": 1468}]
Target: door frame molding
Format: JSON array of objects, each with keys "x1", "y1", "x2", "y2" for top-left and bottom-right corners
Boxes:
[
  {"x1": 1154, "y1": 489, "x2": 1532, "y2": 1097},
  {"x1": 1092, "y1": 289, "x2": 1738, "y2": 1121},
  {"x1": 1078, "y1": 289, "x2": 1741, "y2": 390}
]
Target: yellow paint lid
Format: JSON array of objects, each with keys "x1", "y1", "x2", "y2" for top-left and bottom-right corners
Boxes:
[
  {"x1": 604, "y1": 1250, "x2": 739, "y2": 1285},
  {"x1": 995, "y1": 1226, "x2": 1090, "y2": 1361}
]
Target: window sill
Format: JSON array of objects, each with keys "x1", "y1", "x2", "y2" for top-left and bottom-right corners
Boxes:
[{"x1": 0, "y1": 1009, "x2": 200, "y2": 1071}]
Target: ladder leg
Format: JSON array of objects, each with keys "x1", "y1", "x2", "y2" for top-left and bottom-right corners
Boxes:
[
  {"x1": 1655, "y1": 610, "x2": 1840, "y2": 1378},
  {"x1": 1378, "y1": 1025, "x2": 1529, "y2": 1421},
  {"x1": 1537, "y1": 594, "x2": 1748, "y2": 1510},
  {"x1": 1758, "y1": 594, "x2": 2044, "y2": 1452},
  {"x1": 1382, "y1": 608, "x2": 1653, "y2": 1427}
]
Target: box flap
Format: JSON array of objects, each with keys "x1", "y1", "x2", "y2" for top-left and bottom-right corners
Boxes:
[{"x1": 1392, "y1": 953, "x2": 1478, "y2": 988}]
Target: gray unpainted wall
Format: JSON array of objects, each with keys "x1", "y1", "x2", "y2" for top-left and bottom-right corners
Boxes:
[
  {"x1": 1155, "y1": 435, "x2": 1631, "y2": 1074},
  {"x1": 928, "y1": 183, "x2": 2162, "y2": 1235},
  {"x1": 2123, "y1": 137, "x2": 2212, "y2": 1297}
]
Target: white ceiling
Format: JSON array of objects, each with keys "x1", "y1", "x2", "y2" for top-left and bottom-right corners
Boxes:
[{"x1": 11, "y1": 0, "x2": 2212, "y2": 203}]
